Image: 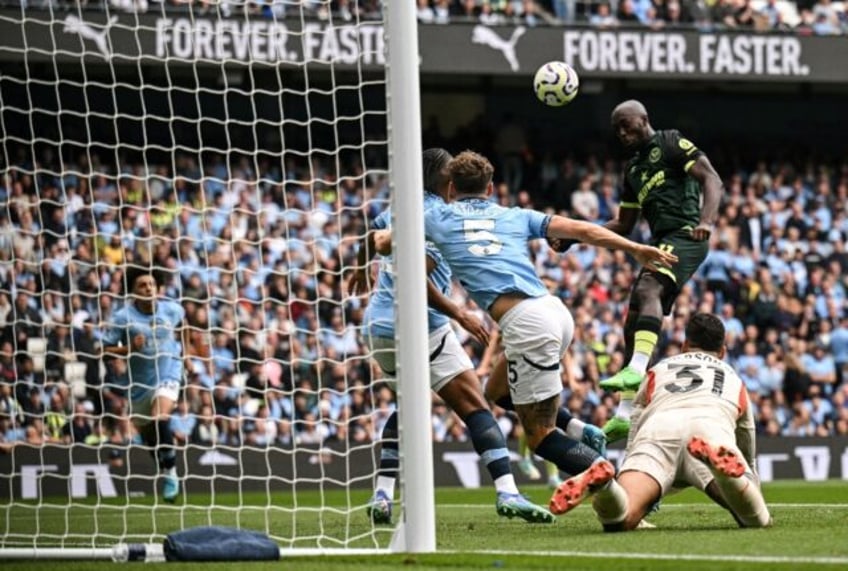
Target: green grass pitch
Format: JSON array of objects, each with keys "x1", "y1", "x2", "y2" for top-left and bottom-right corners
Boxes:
[{"x1": 2, "y1": 480, "x2": 847, "y2": 570}]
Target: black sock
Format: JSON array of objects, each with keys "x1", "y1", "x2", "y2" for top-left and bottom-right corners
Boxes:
[
  {"x1": 534, "y1": 429, "x2": 599, "y2": 476},
  {"x1": 464, "y1": 409, "x2": 511, "y2": 482},
  {"x1": 378, "y1": 411, "x2": 399, "y2": 479},
  {"x1": 556, "y1": 408, "x2": 574, "y2": 432},
  {"x1": 156, "y1": 419, "x2": 176, "y2": 471},
  {"x1": 633, "y1": 315, "x2": 663, "y2": 336}
]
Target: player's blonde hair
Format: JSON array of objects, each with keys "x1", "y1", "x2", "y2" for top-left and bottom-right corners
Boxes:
[{"x1": 448, "y1": 150, "x2": 494, "y2": 195}]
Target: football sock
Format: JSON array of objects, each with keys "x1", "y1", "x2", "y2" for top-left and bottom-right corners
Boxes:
[
  {"x1": 616, "y1": 392, "x2": 636, "y2": 421},
  {"x1": 465, "y1": 409, "x2": 518, "y2": 494},
  {"x1": 592, "y1": 479, "x2": 628, "y2": 525},
  {"x1": 629, "y1": 331, "x2": 658, "y2": 373},
  {"x1": 534, "y1": 429, "x2": 599, "y2": 475},
  {"x1": 614, "y1": 315, "x2": 662, "y2": 420},
  {"x1": 628, "y1": 316, "x2": 662, "y2": 374},
  {"x1": 156, "y1": 419, "x2": 176, "y2": 471},
  {"x1": 376, "y1": 411, "x2": 399, "y2": 498},
  {"x1": 712, "y1": 473, "x2": 771, "y2": 528},
  {"x1": 375, "y1": 475, "x2": 396, "y2": 500},
  {"x1": 558, "y1": 408, "x2": 585, "y2": 441}
]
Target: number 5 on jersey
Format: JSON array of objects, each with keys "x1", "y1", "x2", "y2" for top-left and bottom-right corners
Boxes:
[{"x1": 464, "y1": 220, "x2": 503, "y2": 256}]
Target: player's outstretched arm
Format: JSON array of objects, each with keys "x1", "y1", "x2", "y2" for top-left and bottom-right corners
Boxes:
[
  {"x1": 547, "y1": 215, "x2": 678, "y2": 271},
  {"x1": 735, "y1": 397, "x2": 758, "y2": 479},
  {"x1": 547, "y1": 206, "x2": 639, "y2": 253},
  {"x1": 424, "y1": 255, "x2": 489, "y2": 347},
  {"x1": 688, "y1": 155, "x2": 724, "y2": 241}
]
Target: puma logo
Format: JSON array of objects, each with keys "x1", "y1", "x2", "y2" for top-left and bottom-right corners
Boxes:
[
  {"x1": 471, "y1": 25, "x2": 526, "y2": 72},
  {"x1": 63, "y1": 15, "x2": 117, "y2": 58}
]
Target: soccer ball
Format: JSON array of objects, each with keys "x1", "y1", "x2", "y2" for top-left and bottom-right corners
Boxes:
[{"x1": 533, "y1": 61, "x2": 579, "y2": 107}]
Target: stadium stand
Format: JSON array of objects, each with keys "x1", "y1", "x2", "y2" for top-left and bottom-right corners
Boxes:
[
  {"x1": 0, "y1": 2, "x2": 845, "y2": 455},
  {"x1": 1, "y1": 115, "x2": 846, "y2": 452},
  {"x1": 2, "y1": 1, "x2": 845, "y2": 34}
]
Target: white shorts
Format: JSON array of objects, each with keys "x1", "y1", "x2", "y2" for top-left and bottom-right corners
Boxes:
[
  {"x1": 497, "y1": 295, "x2": 574, "y2": 405},
  {"x1": 130, "y1": 381, "x2": 181, "y2": 428},
  {"x1": 369, "y1": 323, "x2": 473, "y2": 393},
  {"x1": 621, "y1": 410, "x2": 748, "y2": 494}
]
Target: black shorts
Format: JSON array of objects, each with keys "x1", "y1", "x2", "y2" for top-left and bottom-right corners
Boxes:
[{"x1": 635, "y1": 229, "x2": 709, "y2": 315}]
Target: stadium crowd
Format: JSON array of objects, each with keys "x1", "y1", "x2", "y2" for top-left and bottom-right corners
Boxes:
[
  {"x1": 0, "y1": 119, "x2": 847, "y2": 453},
  {"x1": 6, "y1": 0, "x2": 848, "y2": 35},
  {"x1": 414, "y1": 0, "x2": 848, "y2": 35}
]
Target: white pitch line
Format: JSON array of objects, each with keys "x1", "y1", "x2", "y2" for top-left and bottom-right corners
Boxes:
[
  {"x1": 3, "y1": 502, "x2": 848, "y2": 522},
  {"x1": 444, "y1": 549, "x2": 848, "y2": 565}
]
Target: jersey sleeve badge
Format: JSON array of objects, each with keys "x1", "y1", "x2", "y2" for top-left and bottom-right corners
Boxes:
[{"x1": 649, "y1": 147, "x2": 662, "y2": 163}]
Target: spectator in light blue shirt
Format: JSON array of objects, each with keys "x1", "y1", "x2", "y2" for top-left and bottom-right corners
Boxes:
[
  {"x1": 731, "y1": 246, "x2": 757, "y2": 279},
  {"x1": 736, "y1": 341, "x2": 765, "y2": 375},
  {"x1": 739, "y1": 363, "x2": 761, "y2": 394},
  {"x1": 632, "y1": 0, "x2": 654, "y2": 22},
  {"x1": 169, "y1": 400, "x2": 197, "y2": 446},
  {"x1": 211, "y1": 333, "x2": 236, "y2": 379},
  {"x1": 830, "y1": 315, "x2": 848, "y2": 384},
  {"x1": 757, "y1": 352, "x2": 785, "y2": 397},
  {"x1": 701, "y1": 242, "x2": 733, "y2": 304},
  {"x1": 804, "y1": 386, "x2": 834, "y2": 428},
  {"x1": 764, "y1": 243, "x2": 791, "y2": 280},
  {"x1": 719, "y1": 303, "x2": 745, "y2": 343},
  {"x1": 802, "y1": 343, "x2": 837, "y2": 396}
]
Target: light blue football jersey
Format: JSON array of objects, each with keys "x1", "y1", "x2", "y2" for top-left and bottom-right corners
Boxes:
[
  {"x1": 424, "y1": 198, "x2": 551, "y2": 311},
  {"x1": 364, "y1": 192, "x2": 452, "y2": 339},
  {"x1": 103, "y1": 299, "x2": 186, "y2": 401}
]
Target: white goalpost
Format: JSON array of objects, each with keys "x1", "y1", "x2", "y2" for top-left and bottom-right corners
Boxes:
[{"x1": 0, "y1": 0, "x2": 433, "y2": 560}]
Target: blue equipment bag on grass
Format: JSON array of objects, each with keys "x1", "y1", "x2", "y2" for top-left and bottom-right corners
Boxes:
[{"x1": 163, "y1": 525, "x2": 280, "y2": 561}]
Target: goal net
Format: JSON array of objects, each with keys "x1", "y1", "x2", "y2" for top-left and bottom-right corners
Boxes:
[{"x1": 0, "y1": 0, "x2": 431, "y2": 560}]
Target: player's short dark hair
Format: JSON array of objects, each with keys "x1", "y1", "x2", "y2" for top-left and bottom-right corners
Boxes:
[
  {"x1": 422, "y1": 148, "x2": 452, "y2": 194},
  {"x1": 685, "y1": 313, "x2": 725, "y2": 353},
  {"x1": 123, "y1": 265, "x2": 162, "y2": 294},
  {"x1": 448, "y1": 150, "x2": 494, "y2": 195}
]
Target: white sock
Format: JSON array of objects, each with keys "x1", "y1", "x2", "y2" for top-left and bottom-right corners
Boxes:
[
  {"x1": 629, "y1": 352, "x2": 650, "y2": 374},
  {"x1": 376, "y1": 476, "x2": 396, "y2": 499},
  {"x1": 565, "y1": 418, "x2": 585, "y2": 441},
  {"x1": 713, "y1": 474, "x2": 771, "y2": 528},
  {"x1": 165, "y1": 467, "x2": 177, "y2": 478},
  {"x1": 616, "y1": 397, "x2": 634, "y2": 421},
  {"x1": 494, "y1": 474, "x2": 520, "y2": 495},
  {"x1": 592, "y1": 479, "x2": 628, "y2": 525}
]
